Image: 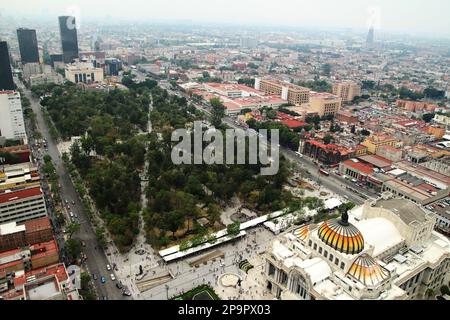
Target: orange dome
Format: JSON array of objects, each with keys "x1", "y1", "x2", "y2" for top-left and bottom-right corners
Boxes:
[
  {"x1": 293, "y1": 224, "x2": 314, "y2": 241},
  {"x1": 348, "y1": 254, "x2": 390, "y2": 287},
  {"x1": 317, "y1": 218, "x2": 364, "y2": 255}
]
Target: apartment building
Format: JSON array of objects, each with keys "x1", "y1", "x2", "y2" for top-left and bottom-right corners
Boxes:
[
  {"x1": 0, "y1": 162, "x2": 40, "y2": 193},
  {"x1": 362, "y1": 134, "x2": 398, "y2": 154},
  {"x1": 0, "y1": 187, "x2": 48, "y2": 224},
  {"x1": 0, "y1": 217, "x2": 53, "y2": 252},
  {"x1": 255, "y1": 78, "x2": 310, "y2": 105},
  {"x1": 308, "y1": 92, "x2": 342, "y2": 117},
  {"x1": 0, "y1": 91, "x2": 26, "y2": 141},
  {"x1": 332, "y1": 81, "x2": 361, "y2": 102}
]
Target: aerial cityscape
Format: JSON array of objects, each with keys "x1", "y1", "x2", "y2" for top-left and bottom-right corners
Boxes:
[{"x1": 0, "y1": 0, "x2": 449, "y2": 304}]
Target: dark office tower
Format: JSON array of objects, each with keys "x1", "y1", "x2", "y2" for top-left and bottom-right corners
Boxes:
[
  {"x1": 0, "y1": 41, "x2": 15, "y2": 90},
  {"x1": 366, "y1": 27, "x2": 374, "y2": 47},
  {"x1": 17, "y1": 28, "x2": 40, "y2": 64},
  {"x1": 58, "y1": 16, "x2": 79, "y2": 63}
]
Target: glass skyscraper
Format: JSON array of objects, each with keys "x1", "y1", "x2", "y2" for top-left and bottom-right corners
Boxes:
[
  {"x1": 58, "y1": 16, "x2": 79, "y2": 63},
  {"x1": 0, "y1": 41, "x2": 15, "y2": 91},
  {"x1": 17, "y1": 28, "x2": 40, "y2": 64}
]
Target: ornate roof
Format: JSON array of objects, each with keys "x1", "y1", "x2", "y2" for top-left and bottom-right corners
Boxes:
[
  {"x1": 293, "y1": 224, "x2": 315, "y2": 241},
  {"x1": 317, "y1": 214, "x2": 364, "y2": 255},
  {"x1": 347, "y1": 254, "x2": 390, "y2": 287}
]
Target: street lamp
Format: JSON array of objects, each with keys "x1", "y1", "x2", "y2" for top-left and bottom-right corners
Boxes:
[{"x1": 165, "y1": 284, "x2": 169, "y2": 300}]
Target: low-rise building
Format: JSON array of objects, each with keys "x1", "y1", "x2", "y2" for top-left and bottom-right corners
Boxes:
[
  {"x1": 256, "y1": 78, "x2": 310, "y2": 105},
  {"x1": 0, "y1": 187, "x2": 48, "y2": 224},
  {"x1": 303, "y1": 140, "x2": 354, "y2": 166},
  {"x1": 376, "y1": 145, "x2": 403, "y2": 162},
  {"x1": 335, "y1": 109, "x2": 358, "y2": 124},
  {"x1": 307, "y1": 92, "x2": 342, "y2": 117},
  {"x1": 0, "y1": 162, "x2": 40, "y2": 192},
  {"x1": 64, "y1": 60, "x2": 104, "y2": 84},
  {"x1": 0, "y1": 263, "x2": 79, "y2": 300},
  {"x1": 362, "y1": 134, "x2": 398, "y2": 154},
  {"x1": 0, "y1": 217, "x2": 53, "y2": 252}
]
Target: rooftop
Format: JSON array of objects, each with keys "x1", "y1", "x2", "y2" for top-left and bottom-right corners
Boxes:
[
  {"x1": 0, "y1": 187, "x2": 43, "y2": 204},
  {"x1": 374, "y1": 199, "x2": 430, "y2": 225}
]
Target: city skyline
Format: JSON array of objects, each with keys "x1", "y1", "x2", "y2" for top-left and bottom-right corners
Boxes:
[{"x1": 1, "y1": 0, "x2": 450, "y2": 38}]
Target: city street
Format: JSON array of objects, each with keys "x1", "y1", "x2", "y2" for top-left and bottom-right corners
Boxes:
[{"x1": 16, "y1": 81, "x2": 127, "y2": 300}]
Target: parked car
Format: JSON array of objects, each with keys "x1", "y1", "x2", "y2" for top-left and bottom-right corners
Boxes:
[
  {"x1": 110, "y1": 273, "x2": 116, "y2": 281},
  {"x1": 101, "y1": 276, "x2": 106, "y2": 284},
  {"x1": 92, "y1": 274, "x2": 98, "y2": 280},
  {"x1": 71, "y1": 200, "x2": 75, "y2": 205},
  {"x1": 106, "y1": 264, "x2": 111, "y2": 271},
  {"x1": 122, "y1": 290, "x2": 132, "y2": 296},
  {"x1": 116, "y1": 282, "x2": 123, "y2": 289}
]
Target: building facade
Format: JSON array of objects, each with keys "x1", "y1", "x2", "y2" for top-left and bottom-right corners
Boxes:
[
  {"x1": 256, "y1": 79, "x2": 310, "y2": 105},
  {"x1": 64, "y1": 61, "x2": 104, "y2": 84},
  {"x1": 0, "y1": 91, "x2": 26, "y2": 141},
  {"x1": 308, "y1": 92, "x2": 342, "y2": 117},
  {"x1": 0, "y1": 41, "x2": 15, "y2": 91},
  {"x1": 332, "y1": 81, "x2": 361, "y2": 102},
  {"x1": 0, "y1": 187, "x2": 48, "y2": 224},
  {"x1": 58, "y1": 16, "x2": 79, "y2": 63},
  {"x1": 362, "y1": 134, "x2": 398, "y2": 154},
  {"x1": 16, "y1": 28, "x2": 40, "y2": 64}
]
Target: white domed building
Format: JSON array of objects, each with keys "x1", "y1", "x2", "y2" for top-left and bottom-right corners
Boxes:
[{"x1": 263, "y1": 198, "x2": 450, "y2": 300}]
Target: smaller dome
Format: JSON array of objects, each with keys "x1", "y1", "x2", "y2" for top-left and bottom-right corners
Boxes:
[
  {"x1": 347, "y1": 254, "x2": 390, "y2": 287},
  {"x1": 293, "y1": 224, "x2": 314, "y2": 241}
]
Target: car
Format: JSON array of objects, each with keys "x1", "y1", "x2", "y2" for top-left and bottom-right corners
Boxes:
[
  {"x1": 69, "y1": 212, "x2": 74, "y2": 218},
  {"x1": 110, "y1": 273, "x2": 116, "y2": 281},
  {"x1": 106, "y1": 264, "x2": 111, "y2": 271},
  {"x1": 100, "y1": 276, "x2": 106, "y2": 284},
  {"x1": 65, "y1": 199, "x2": 69, "y2": 204},
  {"x1": 116, "y1": 282, "x2": 123, "y2": 289},
  {"x1": 102, "y1": 296, "x2": 108, "y2": 300},
  {"x1": 92, "y1": 273, "x2": 98, "y2": 280},
  {"x1": 71, "y1": 200, "x2": 75, "y2": 205},
  {"x1": 122, "y1": 290, "x2": 132, "y2": 296},
  {"x1": 82, "y1": 241, "x2": 86, "y2": 247}
]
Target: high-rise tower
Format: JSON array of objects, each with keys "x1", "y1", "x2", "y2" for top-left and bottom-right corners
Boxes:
[
  {"x1": 17, "y1": 28, "x2": 40, "y2": 64},
  {"x1": 58, "y1": 16, "x2": 79, "y2": 63},
  {"x1": 0, "y1": 41, "x2": 15, "y2": 90},
  {"x1": 366, "y1": 27, "x2": 375, "y2": 47}
]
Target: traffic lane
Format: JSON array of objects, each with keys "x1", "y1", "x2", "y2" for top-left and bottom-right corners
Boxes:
[{"x1": 25, "y1": 90, "x2": 125, "y2": 300}]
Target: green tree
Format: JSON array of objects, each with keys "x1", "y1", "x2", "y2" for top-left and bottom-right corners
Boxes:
[
  {"x1": 323, "y1": 134, "x2": 333, "y2": 144},
  {"x1": 65, "y1": 238, "x2": 82, "y2": 261},
  {"x1": 227, "y1": 221, "x2": 241, "y2": 236},
  {"x1": 440, "y1": 285, "x2": 450, "y2": 296},
  {"x1": 66, "y1": 223, "x2": 81, "y2": 239},
  {"x1": 422, "y1": 113, "x2": 435, "y2": 123},
  {"x1": 210, "y1": 97, "x2": 225, "y2": 128},
  {"x1": 164, "y1": 210, "x2": 185, "y2": 239}
]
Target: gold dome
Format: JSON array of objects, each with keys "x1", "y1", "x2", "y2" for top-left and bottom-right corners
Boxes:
[
  {"x1": 347, "y1": 254, "x2": 390, "y2": 287},
  {"x1": 317, "y1": 216, "x2": 364, "y2": 255}
]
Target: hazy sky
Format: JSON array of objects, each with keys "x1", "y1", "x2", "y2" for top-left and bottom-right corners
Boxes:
[{"x1": 1, "y1": 0, "x2": 450, "y2": 36}]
